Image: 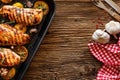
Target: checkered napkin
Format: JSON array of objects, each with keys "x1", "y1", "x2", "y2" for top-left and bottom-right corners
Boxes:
[
  {"x1": 88, "y1": 37, "x2": 120, "y2": 80},
  {"x1": 97, "y1": 65, "x2": 120, "y2": 80}
]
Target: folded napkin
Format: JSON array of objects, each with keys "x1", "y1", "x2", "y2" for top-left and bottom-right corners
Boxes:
[
  {"x1": 88, "y1": 37, "x2": 120, "y2": 80},
  {"x1": 97, "y1": 65, "x2": 120, "y2": 80}
]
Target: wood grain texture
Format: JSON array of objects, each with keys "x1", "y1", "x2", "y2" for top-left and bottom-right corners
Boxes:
[{"x1": 23, "y1": 0, "x2": 120, "y2": 80}]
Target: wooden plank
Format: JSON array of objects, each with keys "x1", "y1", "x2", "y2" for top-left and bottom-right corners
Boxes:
[
  {"x1": 54, "y1": 0, "x2": 117, "y2": 2},
  {"x1": 23, "y1": 1, "x2": 116, "y2": 80},
  {"x1": 54, "y1": 0, "x2": 105, "y2": 2},
  {"x1": 55, "y1": 0, "x2": 91, "y2": 2}
]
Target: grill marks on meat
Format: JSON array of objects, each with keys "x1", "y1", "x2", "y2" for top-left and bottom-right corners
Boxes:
[
  {"x1": 0, "y1": 5, "x2": 43, "y2": 26},
  {"x1": 0, "y1": 48, "x2": 20, "y2": 67},
  {"x1": 0, "y1": 24, "x2": 30, "y2": 46}
]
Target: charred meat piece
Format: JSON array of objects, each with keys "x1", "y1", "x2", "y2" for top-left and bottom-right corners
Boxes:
[
  {"x1": 0, "y1": 5, "x2": 43, "y2": 26},
  {"x1": 0, "y1": 48, "x2": 20, "y2": 67},
  {"x1": 0, "y1": 24, "x2": 30, "y2": 46}
]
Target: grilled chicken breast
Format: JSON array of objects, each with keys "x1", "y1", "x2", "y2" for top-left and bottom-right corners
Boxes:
[
  {"x1": 0, "y1": 5, "x2": 43, "y2": 26},
  {"x1": 0, "y1": 24, "x2": 30, "y2": 46},
  {"x1": 0, "y1": 48, "x2": 20, "y2": 67}
]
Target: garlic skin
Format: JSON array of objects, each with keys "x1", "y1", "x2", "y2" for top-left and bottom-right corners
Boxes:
[
  {"x1": 92, "y1": 29, "x2": 110, "y2": 44},
  {"x1": 105, "y1": 20, "x2": 120, "y2": 39}
]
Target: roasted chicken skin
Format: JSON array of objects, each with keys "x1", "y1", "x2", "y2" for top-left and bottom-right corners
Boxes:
[
  {"x1": 0, "y1": 24, "x2": 30, "y2": 46},
  {"x1": 0, "y1": 48, "x2": 20, "y2": 67},
  {"x1": 0, "y1": 5, "x2": 43, "y2": 26}
]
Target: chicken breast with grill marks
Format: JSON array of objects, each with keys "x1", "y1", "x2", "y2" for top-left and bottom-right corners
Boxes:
[
  {"x1": 0, "y1": 24, "x2": 30, "y2": 46},
  {"x1": 0, "y1": 48, "x2": 20, "y2": 67},
  {"x1": 0, "y1": 5, "x2": 43, "y2": 26}
]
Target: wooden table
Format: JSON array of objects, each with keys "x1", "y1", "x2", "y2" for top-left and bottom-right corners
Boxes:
[{"x1": 23, "y1": 0, "x2": 119, "y2": 80}]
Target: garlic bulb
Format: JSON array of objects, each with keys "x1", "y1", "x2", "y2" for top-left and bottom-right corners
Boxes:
[
  {"x1": 105, "y1": 20, "x2": 120, "y2": 39},
  {"x1": 92, "y1": 29, "x2": 110, "y2": 44}
]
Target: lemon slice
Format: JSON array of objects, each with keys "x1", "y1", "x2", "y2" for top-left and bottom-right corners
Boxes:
[
  {"x1": 14, "y1": 23, "x2": 27, "y2": 33},
  {"x1": 34, "y1": 1, "x2": 49, "y2": 15},
  {"x1": 13, "y1": 2, "x2": 24, "y2": 8},
  {"x1": 13, "y1": 46, "x2": 28, "y2": 62}
]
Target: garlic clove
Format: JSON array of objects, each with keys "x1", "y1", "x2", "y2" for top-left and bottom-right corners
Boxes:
[
  {"x1": 101, "y1": 32, "x2": 110, "y2": 43},
  {"x1": 105, "y1": 20, "x2": 120, "y2": 39},
  {"x1": 92, "y1": 29, "x2": 110, "y2": 44},
  {"x1": 92, "y1": 29, "x2": 101, "y2": 41},
  {"x1": 92, "y1": 32, "x2": 99, "y2": 41}
]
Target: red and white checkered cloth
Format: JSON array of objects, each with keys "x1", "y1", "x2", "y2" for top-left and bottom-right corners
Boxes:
[
  {"x1": 97, "y1": 65, "x2": 120, "y2": 80},
  {"x1": 88, "y1": 37, "x2": 120, "y2": 80}
]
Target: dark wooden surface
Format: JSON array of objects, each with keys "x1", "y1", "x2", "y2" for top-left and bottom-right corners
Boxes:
[{"x1": 23, "y1": 0, "x2": 119, "y2": 80}]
